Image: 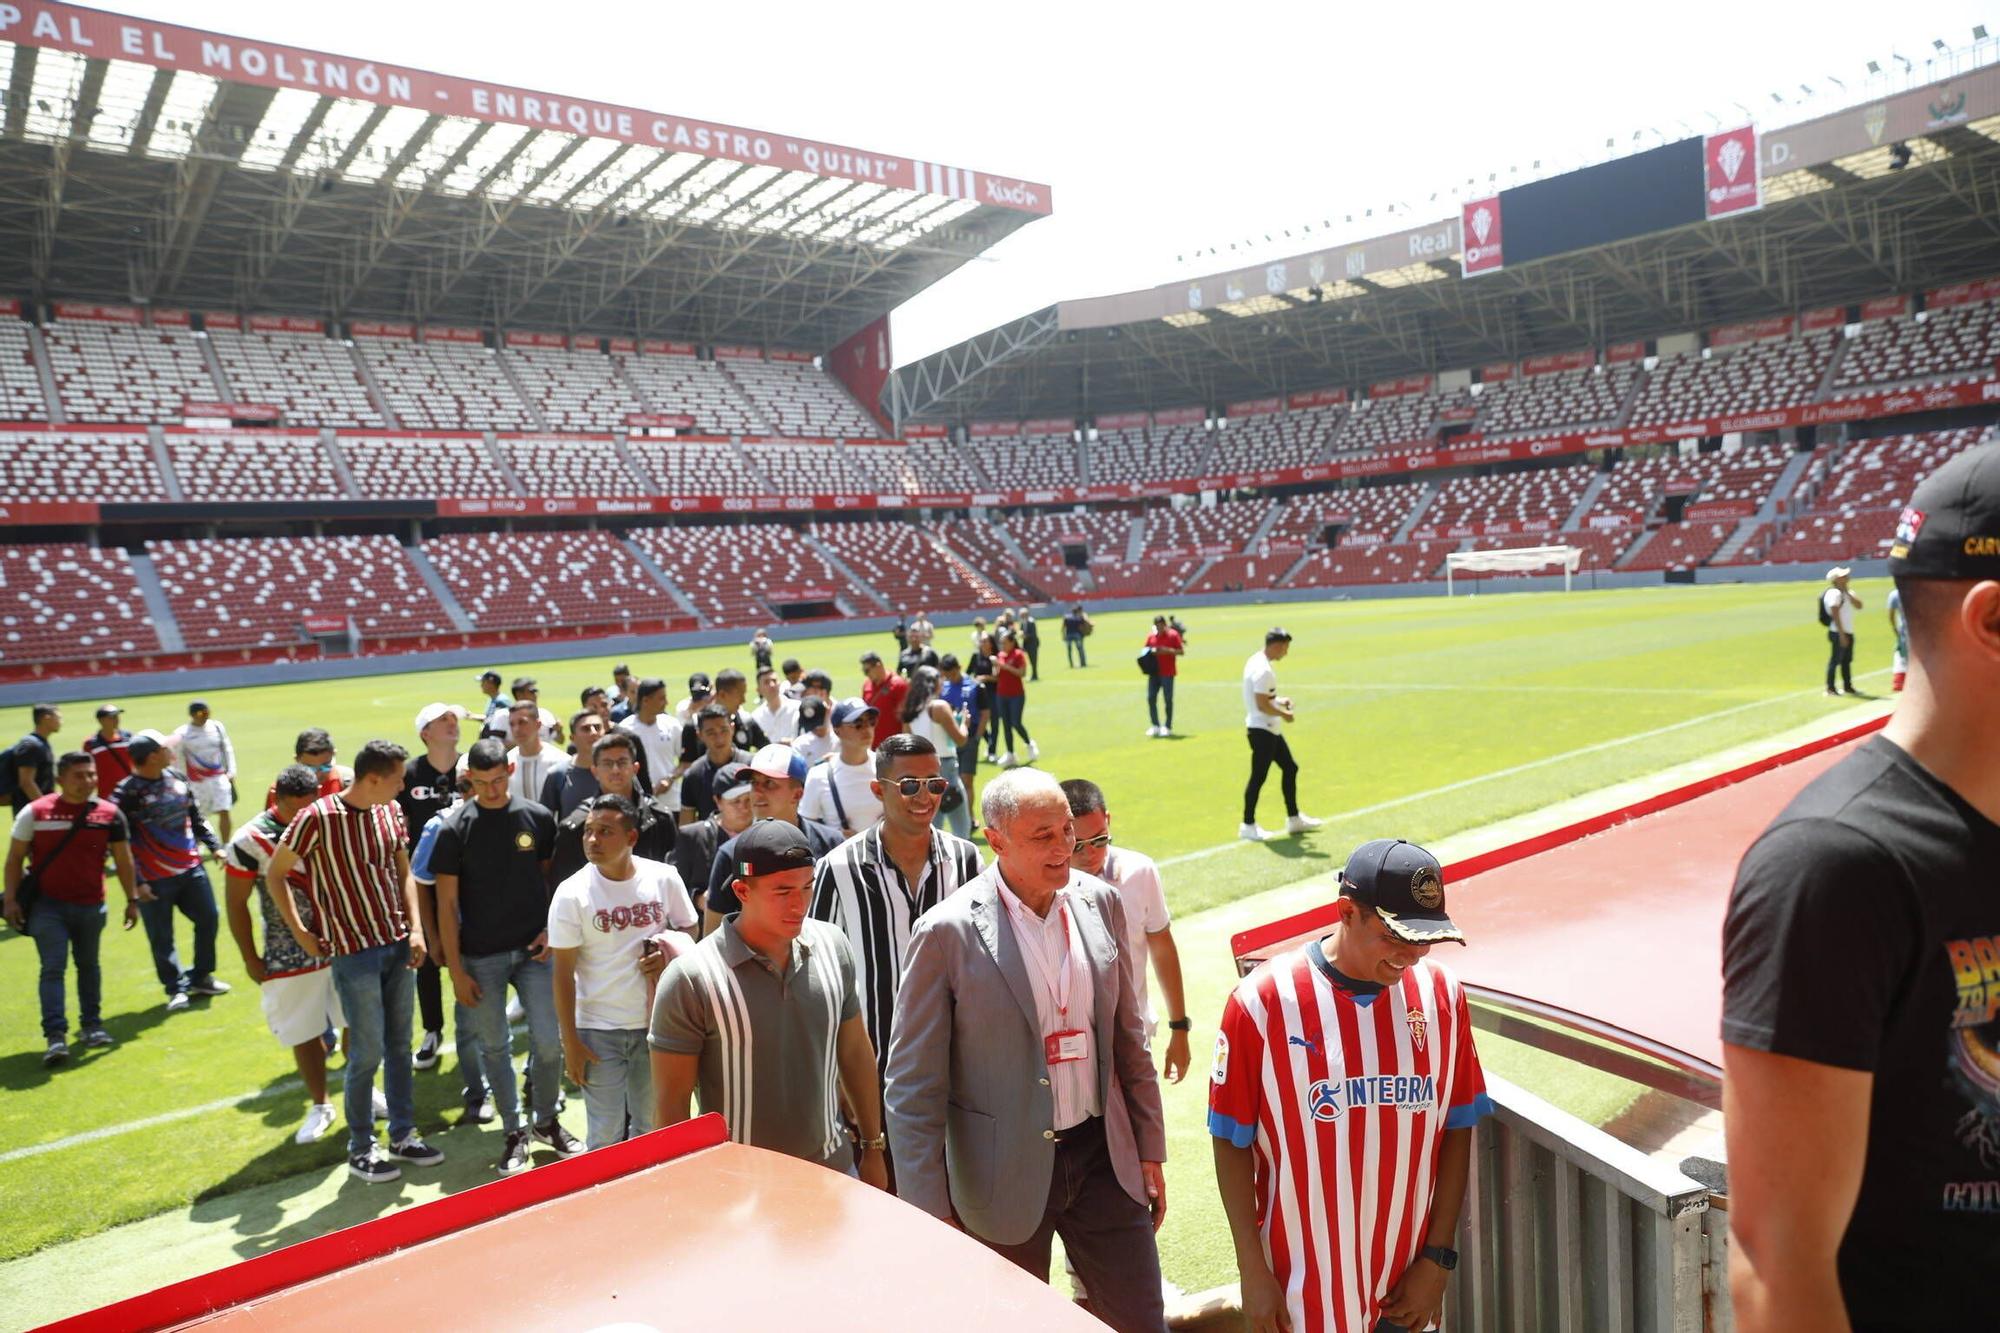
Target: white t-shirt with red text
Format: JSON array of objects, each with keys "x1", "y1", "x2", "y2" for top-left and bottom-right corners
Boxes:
[{"x1": 547, "y1": 856, "x2": 696, "y2": 1030}]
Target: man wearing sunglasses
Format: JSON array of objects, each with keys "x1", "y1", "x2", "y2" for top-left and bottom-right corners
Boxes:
[{"x1": 810, "y1": 734, "x2": 982, "y2": 1177}]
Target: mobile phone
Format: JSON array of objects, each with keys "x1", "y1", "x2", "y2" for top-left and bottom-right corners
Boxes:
[{"x1": 641, "y1": 938, "x2": 661, "y2": 959}]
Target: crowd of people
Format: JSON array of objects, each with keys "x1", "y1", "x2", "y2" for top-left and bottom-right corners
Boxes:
[{"x1": 4, "y1": 603, "x2": 1488, "y2": 1333}]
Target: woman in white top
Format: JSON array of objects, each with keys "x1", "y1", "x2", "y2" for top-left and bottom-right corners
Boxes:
[{"x1": 900, "y1": 665, "x2": 972, "y2": 839}]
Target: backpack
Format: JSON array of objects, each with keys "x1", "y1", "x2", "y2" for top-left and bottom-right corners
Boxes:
[
  {"x1": 0, "y1": 735, "x2": 28, "y2": 806},
  {"x1": 1816, "y1": 591, "x2": 1834, "y2": 627}
]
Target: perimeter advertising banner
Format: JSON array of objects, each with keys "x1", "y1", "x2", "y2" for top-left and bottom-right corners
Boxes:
[
  {"x1": 0, "y1": 1, "x2": 1053, "y2": 214},
  {"x1": 1704, "y1": 126, "x2": 1760, "y2": 220},
  {"x1": 1460, "y1": 197, "x2": 1504, "y2": 276}
]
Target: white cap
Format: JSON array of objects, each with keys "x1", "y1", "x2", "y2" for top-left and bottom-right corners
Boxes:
[
  {"x1": 1826, "y1": 565, "x2": 1852, "y2": 582},
  {"x1": 747, "y1": 744, "x2": 808, "y2": 784},
  {"x1": 415, "y1": 702, "x2": 471, "y2": 734}
]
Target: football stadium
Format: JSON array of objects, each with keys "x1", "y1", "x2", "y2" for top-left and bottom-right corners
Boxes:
[{"x1": 2, "y1": 4, "x2": 1999, "y2": 1330}]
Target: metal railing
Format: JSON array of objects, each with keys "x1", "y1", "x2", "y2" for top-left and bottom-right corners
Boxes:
[{"x1": 1444, "y1": 1074, "x2": 1728, "y2": 1333}]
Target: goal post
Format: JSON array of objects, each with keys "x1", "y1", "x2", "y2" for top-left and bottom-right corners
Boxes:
[{"x1": 1444, "y1": 544, "x2": 1584, "y2": 596}]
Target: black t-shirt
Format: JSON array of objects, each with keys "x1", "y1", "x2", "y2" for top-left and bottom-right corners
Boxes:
[
  {"x1": 673, "y1": 816, "x2": 726, "y2": 904},
  {"x1": 397, "y1": 754, "x2": 458, "y2": 851},
  {"x1": 549, "y1": 794, "x2": 675, "y2": 890},
  {"x1": 681, "y1": 748, "x2": 752, "y2": 822},
  {"x1": 11, "y1": 733, "x2": 54, "y2": 810},
  {"x1": 1723, "y1": 736, "x2": 2000, "y2": 1326},
  {"x1": 898, "y1": 646, "x2": 940, "y2": 677},
  {"x1": 428, "y1": 797, "x2": 556, "y2": 956}
]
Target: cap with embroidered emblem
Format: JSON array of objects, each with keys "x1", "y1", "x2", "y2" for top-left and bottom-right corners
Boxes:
[
  {"x1": 1338, "y1": 838, "x2": 1464, "y2": 945},
  {"x1": 1889, "y1": 440, "x2": 2000, "y2": 579},
  {"x1": 732, "y1": 819, "x2": 814, "y2": 878}
]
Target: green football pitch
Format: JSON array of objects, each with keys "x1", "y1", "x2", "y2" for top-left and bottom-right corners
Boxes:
[{"x1": 0, "y1": 578, "x2": 1894, "y2": 1318}]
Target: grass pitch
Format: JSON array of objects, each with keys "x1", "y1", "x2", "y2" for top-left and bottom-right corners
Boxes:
[{"x1": 0, "y1": 578, "x2": 1890, "y2": 1312}]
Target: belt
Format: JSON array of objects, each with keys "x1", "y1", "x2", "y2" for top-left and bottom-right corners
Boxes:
[{"x1": 1049, "y1": 1114, "x2": 1104, "y2": 1146}]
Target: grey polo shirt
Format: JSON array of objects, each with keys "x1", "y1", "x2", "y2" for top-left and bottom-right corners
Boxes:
[{"x1": 649, "y1": 915, "x2": 861, "y2": 1170}]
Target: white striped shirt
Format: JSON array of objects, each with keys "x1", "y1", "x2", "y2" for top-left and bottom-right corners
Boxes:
[
  {"x1": 1208, "y1": 944, "x2": 1492, "y2": 1333},
  {"x1": 808, "y1": 824, "x2": 982, "y2": 1081}
]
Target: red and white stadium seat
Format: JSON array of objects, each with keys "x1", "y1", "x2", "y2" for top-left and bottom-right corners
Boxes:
[
  {"x1": 743, "y1": 442, "x2": 845, "y2": 493},
  {"x1": 625, "y1": 523, "x2": 831, "y2": 627},
  {"x1": 935, "y1": 520, "x2": 1036, "y2": 602},
  {"x1": 361, "y1": 340, "x2": 536, "y2": 431},
  {"x1": 422, "y1": 530, "x2": 662, "y2": 630},
  {"x1": 501, "y1": 437, "x2": 646, "y2": 496},
  {"x1": 1090, "y1": 425, "x2": 1213, "y2": 483},
  {"x1": 341, "y1": 435, "x2": 516, "y2": 499},
  {"x1": 976, "y1": 430, "x2": 1082, "y2": 489},
  {"x1": 1618, "y1": 523, "x2": 1731, "y2": 571},
  {"x1": 1476, "y1": 364, "x2": 1640, "y2": 435},
  {"x1": 1286, "y1": 539, "x2": 1459, "y2": 587},
  {"x1": 1831, "y1": 303, "x2": 2000, "y2": 392},
  {"x1": 167, "y1": 432, "x2": 348, "y2": 502},
  {"x1": 505, "y1": 344, "x2": 644, "y2": 433},
  {"x1": 903, "y1": 439, "x2": 990, "y2": 490},
  {"x1": 721, "y1": 358, "x2": 883, "y2": 439},
  {"x1": 149, "y1": 535, "x2": 451, "y2": 647},
  {"x1": 1330, "y1": 390, "x2": 1461, "y2": 454},
  {"x1": 0, "y1": 320, "x2": 49, "y2": 420},
  {"x1": 626, "y1": 439, "x2": 769, "y2": 495},
  {"x1": 1002, "y1": 510, "x2": 1131, "y2": 600},
  {"x1": 1209, "y1": 414, "x2": 1319, "y2": 473},
  {"x1": 0, "y1": 429, "x2": 169, "y2": 500},
  {"x1": 616, "y1": 351, "x2": 761, "y2": 436},
  {"x1": 1420, "y1": 466, "x2": 1594, "y2": 533},
  {"x1": 207, "y1": 326, "x2": 382, "y2": 426},
  {"x1": 0, "y1": 543, "x2": 161, "y2": 661},
  {"x1": 811, "y1": 520, "x2": 1006, "y2": 612},
  {"x1": 43, "y1": 321, "x2": 219, "y2": 423},
  {"x1": 1627, "y1": 333, "x2": 1835, "y2": 427},
  {"x1": 1266, "y1": 482, "x2": 1431, "y2": 547}
]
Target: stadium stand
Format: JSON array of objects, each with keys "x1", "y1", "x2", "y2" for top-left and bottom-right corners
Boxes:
[
  {"x1": 149, "y1": 535, "x2": 452, "y2": 647},
  {"x1": 1286, "y1": 539, "x2": 1460, "y2": 587},
  {"x1": 1830, "y1": 302, "x2": 2000, "y2": 391},
  {"x1": 810, "y1": 520, "x2": 1007, "y2": 612},
  {"x1": 743, "y1": 441, "x2": 845, "y2": 493},
  {"x1": 1331, "y1": 389, "x2": 1460, "y2": 453},
  {"x1": 625, "y1": 522, "x2": 834, "y2": 628},
  {"x1": 1145, "y1": 500, "x2": 1271, "y2": 558},
  {"x1": 0, "y1": 428, "x2": 169, "y2": 501},
  {"x1": 1627, "y1": 332, "x2": 1835, "y2": 426},
  {"x1": 500, "y1": 437, "x2": 646, "y2": 496},
  {"x1": 505, "y1": 343, "x2": 643, "y2": 434},
  {"x1": 166, "y1": 432, "x2": 348, "y2": 502},
  {"x1": 361, "y1": 338, "x2": 537, "y2": 431},
  {"x1": 341, "y1": 434, "x2": 516, "y2": 499},
  {"x1": 1, "y1": 319, "x2": 49, "y2": 420},
  {"x1": 903, "y1": 438, "x2": 991, "y2": 490},
  {"x1": 1266, "y1": 482, "x2": 1432, "y2": 546},
  {"x1": 935, "y1": 520, "x2": 1036, "y2": 602},
  {"x1": 1002, "y1": 510, "x2": 1133, "y2": 600},
  {"x1": 1286, "y1": 403, "x2": 1351, "y2": 462},
  {"x1": 421, "y1": 530, "x2": 661, "y2": 630},
  {"x1": 206, "y1": 325, "x2": 382, "y2": 427},
  {"x1": 616, "y1": 351, "x2": 762, "y2": 436},
  {"x1": 625, "y1": 439, "x2": 770, "y2": 495},
  {"x1": 1617, "y1": 523, "x2": 1732, "y2": 572},
  {"x1": 1091, "y1": 425, "x2": 1215, "y2": 483},
  {"x1": 0, "y1": 543, "x2": 162, "y2": 662},
  {"x1": 1419, "y1": 466, "x2": 1595, "y2": 533},
  {"x1": 1208, "y1": 414, "x2": 1318, "y2": 473},
  {"x1": 721, "y1": 358, "x2": 884, "y2": 438},
  {"x1": 1185, "y1": 550, "x2": 1303, "y2": 594},
  {"x1": 975, "y1": 429, "x2": 1083, "y2": 488},
  {"x1": 1476, "y1": 364, "x2": 1640, "y2": 435},
  {"x1": 42, "y1": 320, "x2": 218, "y2": 423}
]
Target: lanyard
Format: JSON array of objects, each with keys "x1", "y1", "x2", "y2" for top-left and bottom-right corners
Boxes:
[{"x1": 1012, "y1": 896, "x2": 1078, "y2": 1020}]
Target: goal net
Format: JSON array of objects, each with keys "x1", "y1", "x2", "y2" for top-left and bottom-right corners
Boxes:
[{"x1": 1444, "y1": 544, "x2": 1583, "y2": 595}]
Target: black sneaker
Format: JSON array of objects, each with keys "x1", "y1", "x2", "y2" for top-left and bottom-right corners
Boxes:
[
  {"x1": 42, "y1": 1038, "x2": 69, "y2": 1067},
  {"x1": 463, "y1": 1091, "x2": 496, "y2": 1125},
  {"x1": 389, "y1": 1133, "x2": 444, "y2": 1167},
  {"x1": 413, "y1": 1030, "x2": 442, "y2": 1070},
  {"x1": 497, "y1": 1129, "x2": 532, "y2": 1176},
  {"x1": 533, "y1": 1119, "x2": 584, "y2": 1158},
  {"x1": 349, "y1": 1144, "x2": 401, "y2": 1184},
  {"x1": 187, "y1": 976, "x2": 232, "y2": 996},
  {"x1": 81, "y1": 1026, "x2": 114, "y2": 1048}
]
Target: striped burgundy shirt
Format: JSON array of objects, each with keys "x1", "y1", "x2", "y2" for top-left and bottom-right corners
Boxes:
[{"x1": 278, "y1": 792, "x2": 410, "y2": 956}]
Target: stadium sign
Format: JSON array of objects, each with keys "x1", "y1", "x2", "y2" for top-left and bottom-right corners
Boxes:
[
  {"x1": 0, "y1": 2, "x2": 1052, "y2": 214},
  {"x1": 1703, "y1": 126, "x2": 1761, "y2": 220},
  {"x1": 1460, "y1": 197, "x2": 1504, "y2": 275}
]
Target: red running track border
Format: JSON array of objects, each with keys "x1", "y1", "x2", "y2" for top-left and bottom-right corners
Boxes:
[
  {"x1": 1230, "y1": 712, "x2": 1891, "y2": 965},
  {"x1": 33, "y1": 1114, "x2": 730, "y2": 1333}
]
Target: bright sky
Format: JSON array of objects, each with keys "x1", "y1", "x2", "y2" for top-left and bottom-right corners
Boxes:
[{"x1": 117, "y1": 1, "x2": 1995, "y2": 365}]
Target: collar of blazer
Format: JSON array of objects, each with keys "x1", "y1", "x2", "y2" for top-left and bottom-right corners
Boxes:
[{"x1": 969, "y1": 870, "x2": 1118, "y2": 1036}]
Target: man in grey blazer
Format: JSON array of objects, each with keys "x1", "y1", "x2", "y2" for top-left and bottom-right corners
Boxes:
[{"x1": 886, "y1": 768, "x2": 1169, "y2": 1333}]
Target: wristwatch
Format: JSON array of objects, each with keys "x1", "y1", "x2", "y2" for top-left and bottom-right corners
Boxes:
[
  {"x1": 1420, "y1": 1245, "x2": 1458, "y2": 1271},
  {"x1": 1167, "y1": 1018, "x2": 1192, "y2": 1033},
  {"x1": 851, "y1": 1131, "x2": 887, "y2": 1151}
]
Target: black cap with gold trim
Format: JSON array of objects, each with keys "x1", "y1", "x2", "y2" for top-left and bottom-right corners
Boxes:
[
  {"x1": 1338, "y1": 838, "x2": 1465, "y2": 945},
  {"x1": 1889, "y1": 440, "x2": 2000, "y2": 579}
]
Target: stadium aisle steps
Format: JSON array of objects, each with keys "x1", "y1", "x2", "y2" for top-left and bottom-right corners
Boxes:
[
  {"x1": 125, "y1": 551, "x2": 186, "y2": 652},
  {"x1": 619, "y1": 536, "x2": 706, "y2": 624},
  {"x1": 802, "y1": 532, "x2": 894, "y2": 613},
  {"x1": 402, "y1": 545, "x2": 475, "y2": 632}
]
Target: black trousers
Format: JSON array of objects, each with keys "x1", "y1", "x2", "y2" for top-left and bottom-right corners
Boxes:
[
  {"x1": 1244, "y1": 728, "x2": 1299, "y2": 824},
  {"x1": 1025, "y1": 640, "x2": 1041, "y2": 680},
  {"x1": 980, "y1": 1116, "x2": 1166, "y2": 1333},
  {"x1": 1826, "y1": 630, "x2": 1855, "y2": 692},
  {"x1": 416, "y1": 954, "x2": 445, "y2": 1033}
]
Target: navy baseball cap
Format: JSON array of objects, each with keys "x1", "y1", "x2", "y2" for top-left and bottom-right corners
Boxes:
[
  {"x1": 798, "y1": 696, "x2": 829, "y2": 729},
  {"x1": 1339, "y1": 839, "x2": 1464, "y2": 945},
  {"x1": 711, "y1": 761, "x2": 752, "y2": 804},
  {"x1": 830, "y1": 696, "x2": 878, "y2": 728},
  {"x1": 687, "y1": 672, "x2": 713, "y2": 698},
  {"x1": 733, "y1": 819, "x2": 813, "y2": 878},
  {"x1": 1889, "y1": 441, "x2": 2000, "y2": 580}
]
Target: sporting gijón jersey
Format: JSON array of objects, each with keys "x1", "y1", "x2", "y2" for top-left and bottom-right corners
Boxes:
[{"x1": 1209, "y1": 946, "x2": 1492, "y2": 1333}]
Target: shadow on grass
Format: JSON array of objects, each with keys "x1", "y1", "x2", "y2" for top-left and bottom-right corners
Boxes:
[
  {"x1": 1253, "y1": 837, "x2": 1335, "y2": 864},
  {"x1": 0, "y1": 997, "x2": 179, "y2": 1093}
]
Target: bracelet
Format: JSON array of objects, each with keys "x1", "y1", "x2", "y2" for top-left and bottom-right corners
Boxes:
[
  {"x1": 851, "y1": 1132, "x2": 887, "y2": 1151},
  {"x1": 1167, "y1": 1018, "x2": 1192, "y2": 1033}
]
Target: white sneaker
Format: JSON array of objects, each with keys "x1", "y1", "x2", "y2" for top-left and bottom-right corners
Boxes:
[
  {"x1": 1239, "y1": 823, "x2": 1272, "y2": 842},
  {"x1": 294, "y1": 1103, "x2": 337, "y2": 1145},
  {"x1": 165, "y1": 992, "x2": 190, "y2": 1013},
  {"x1": 505, "y1": 994, "x2": 524, "y2": 1024},
  {"x1": 1286, "y1": 814, "x2": 1325, "y2": 834},
  {"x1": 1027, "y1": 740, "x2": 1041, "y2": 762},
  {"x1": 371, "y1": 1086, "x2": 390, "y2": 1121},
  {"x1": 1145, "y1": 726, "x2": 1160, "y2": 738},
  {"x1": 997, "y1": 752, "x2": 1016, "y2": 768}
]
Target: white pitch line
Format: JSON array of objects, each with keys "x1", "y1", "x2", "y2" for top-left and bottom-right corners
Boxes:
[{"x1": 1157, "y1": 677, "x2": 1887, "y2": 869}]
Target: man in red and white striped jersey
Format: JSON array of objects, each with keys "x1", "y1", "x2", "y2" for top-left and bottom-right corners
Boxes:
[
  {"x1": 1210, "y1": 839, "x2": 1491, "y2": 1333},
  {"x1": 268, "y1": 739, "x2": 445, "y2": 1185}
]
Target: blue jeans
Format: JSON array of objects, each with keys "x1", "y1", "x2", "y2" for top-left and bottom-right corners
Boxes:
[
  {"x1": 331, "y1": 940, "x2": 417, "y2": 1154},
  {"x1": 995, "y1": 694, "x2": 1032, "y2": 753},
  {"x1": 1064, "y1": 634, "x2": 1086, "y2": 667},
  {"x1": 578, "y1": 1027, "x2": 653, "y2": 1151},
  {"x1": 30, "y1": 899, "x2": 106, "y2": 1039},
  {"x1": 137, "y1": 867, "x2": 218, "y2": 997},
  {"x1": 1147, "y1": 675, "x2": 1176, "y2": 730},
  {"x1": 932, "y1": 754, "x2": 973, "y2": 840},
  {"x1": 460, "y1": 950, "x2": 562, "y2": 1135}
]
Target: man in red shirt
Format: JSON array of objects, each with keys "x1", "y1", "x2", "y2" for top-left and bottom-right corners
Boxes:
[
  {"x1": 5, "y1": 751, "x2": 144, "y2": 1066},
  {"x1": 859, "y1": 652, "x2": 908, "y2": 749},
  {"x1": 83, "y1": 704, "x2": 135, "y2": 799},
  {"x1": 1143, "y1": 614, "x2": 1186, "y2": 739}
]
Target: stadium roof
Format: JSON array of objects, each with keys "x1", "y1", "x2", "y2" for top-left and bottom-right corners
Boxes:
[
  {"x1": 0, "y1": 2, "x2": 1051, "y2": 351},
  {"x1": 892, "y1": 60, "x2": 2000, "y2": 426}
]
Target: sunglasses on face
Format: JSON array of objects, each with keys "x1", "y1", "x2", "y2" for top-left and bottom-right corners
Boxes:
[
  {"x1": 1073, "y1": 834, "x2": 1113, "y2": 853},
  {"x1": 887, "y1": 777, "x2": 951, "y2": 798}
]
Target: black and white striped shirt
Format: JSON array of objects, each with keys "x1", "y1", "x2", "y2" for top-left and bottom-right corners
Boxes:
[{"x1": 809, "y1": 824, "x2": 982, "y2": 1080}]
